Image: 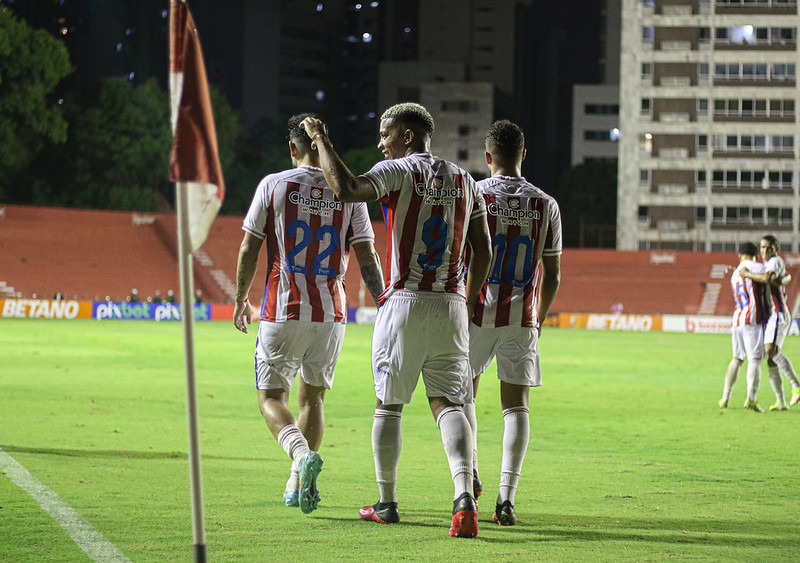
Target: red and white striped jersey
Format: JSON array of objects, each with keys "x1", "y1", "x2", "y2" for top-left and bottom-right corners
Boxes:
[
  {"x1": 731, "y1": 260, "x2": 766, "y2": 326},
  {"x1": 362, "y1": 153, "x2": 486, "y2": 304},
  {"x1": 471, "y1": 176, "x2": 562, "y2": 328},
  {"x1": 764, "y1": 255, "x2": 789, "y2": 316},
  {"x1": 243, "y1": 165, "x2": 374, "y2": 323}
]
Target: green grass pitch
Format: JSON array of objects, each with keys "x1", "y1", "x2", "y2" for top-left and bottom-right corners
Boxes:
[{"x1": 1, "y1": 319, "x2": 800, "y2": 561}]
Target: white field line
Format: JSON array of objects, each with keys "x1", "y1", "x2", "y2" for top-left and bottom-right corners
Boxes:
[{"x1": 0, "y1": 446, "x2": 131, "y2": 562}]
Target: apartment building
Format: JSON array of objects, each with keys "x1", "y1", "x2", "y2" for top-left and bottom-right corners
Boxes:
[{"x1": 618, "y1": 0, "x2": 799, "y2": 251}]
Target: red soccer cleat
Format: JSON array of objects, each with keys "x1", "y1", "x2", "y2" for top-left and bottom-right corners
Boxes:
[
  {"x1": 449, "y1": 493, "x2": 478, "y2": 538},
  {"x1": 359, "y1": 502, "x2": 399, "y2": 524}
]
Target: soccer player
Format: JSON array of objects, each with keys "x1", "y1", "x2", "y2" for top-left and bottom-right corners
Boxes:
[
  {"x1": 299, "y1": 103, "x2": 492, "y2": 538},
  {"x1": 464, "y1": 120, "x2": 561, "y2": 527},
  {"x1": 719, "y1": 242, "x2": 767, "y2": 412},
  {"x1": 741, "y1": 235, "x2": 799, "y2": 411},
  {"x1": 233, "y1": 113, "x2": 384, "y2": 514}
]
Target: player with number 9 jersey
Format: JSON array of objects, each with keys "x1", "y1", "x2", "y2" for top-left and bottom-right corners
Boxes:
[
  {"x1": 471, "y1": 177, "x2": 561, "y2": 329},
  {"x1": 243, "y1": 165, "x2": 374, "y2": 323},
  {"x1": 363, "y1": 154, "x2": 486, "y2": 305}
]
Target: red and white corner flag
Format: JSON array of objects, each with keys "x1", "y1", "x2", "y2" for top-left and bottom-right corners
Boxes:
[{"x1": 169, "y1": 0, "x2": 224, "y2": 252}]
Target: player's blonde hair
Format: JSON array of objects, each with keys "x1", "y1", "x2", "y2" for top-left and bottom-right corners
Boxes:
[{"x1": 380, "y1": 103, "x2": 435, "y2": 136}]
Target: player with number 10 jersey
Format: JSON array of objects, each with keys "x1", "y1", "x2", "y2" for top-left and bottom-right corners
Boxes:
[
  {"x1": 243, "y1": 166, "x2": 374, "y2": 323},
  {"x1": 472, "y1": 177, "x2": 562, "y2": 329}
]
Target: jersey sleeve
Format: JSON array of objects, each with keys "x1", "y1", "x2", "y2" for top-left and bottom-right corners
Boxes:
[
  {"x1": 347, "y1": 202, "x2": 375, "y2": 245},
  {"x1": 242, "y1": 175, "x2": 272, "y2": 239},
  {"x1": 361, "y1": 159, "x2": 404, "y2": 201},
  {"x1": 542, "y1": 198, "x2": 563, "y2": 256},
  {"x1": 468, "y1": 177, "x2": 487, "y2": 219}
]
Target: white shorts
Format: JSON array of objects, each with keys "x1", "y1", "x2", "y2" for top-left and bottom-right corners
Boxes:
[
  {"x1": 254, "y1": 320, "x2": 346, "y2": 391},
  {"x1": 469, "y1": 323, "x2": 541, "y2": 388},
  {"x1": 731, "y1": 324, "x2": 764, "y2": 361},
  {"x1": 371, "y1": 290, "x2": 471, "y2": 405},
  {"x1": 764, "y1": 312, "x2": 791, "y2": 348}
]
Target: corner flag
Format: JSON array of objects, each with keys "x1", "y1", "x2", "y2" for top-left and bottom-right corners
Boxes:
[
  {"x1": 169, "y1": 0, "x2": 224, "y2": 252},
  {"x1": 168, "y1": 2, "x2": 223, "y2": 561}
]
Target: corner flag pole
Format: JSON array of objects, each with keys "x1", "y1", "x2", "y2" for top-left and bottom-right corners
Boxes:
[
  {"x1": 169, "y1": 1, "x2": 225, "y2": 560},
  {"x1": 176, "y1": 184, "x2": 207, "y2": 563}
]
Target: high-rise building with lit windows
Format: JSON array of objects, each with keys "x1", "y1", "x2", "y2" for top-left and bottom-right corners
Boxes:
[
  {"x1": 617, "y1": 0, "x2": 799, "y2": 251},
  {"x1": 378, "y1": 0, "x2": 532, "y2": 175}
]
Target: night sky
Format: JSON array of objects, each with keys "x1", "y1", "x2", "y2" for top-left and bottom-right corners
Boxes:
[{"x1": 6, "y1": 0, "x2": 606, "y2": 195}]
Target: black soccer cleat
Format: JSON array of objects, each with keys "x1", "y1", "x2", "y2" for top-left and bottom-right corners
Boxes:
[
  {"x1": 473, "y1": 469, "x2": 482, "y2": 501},
  {"x1": 359, "y1": 501, "x2": 400, "y2": 524},
  {"x1": 492, "y1": 500, "x2": 517, "y2": 526},
  {"x1": 449, "y1": 492, "x2": 478, "y2": 538}
]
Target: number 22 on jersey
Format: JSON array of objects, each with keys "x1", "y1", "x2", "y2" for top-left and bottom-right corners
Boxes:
[{"x1": 285, "y1": 219, "x2": 340, "y2": 276}]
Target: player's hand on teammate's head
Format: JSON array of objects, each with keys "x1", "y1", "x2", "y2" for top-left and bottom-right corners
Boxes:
[{"x1": 300, "y1": 117, "x2": 327, "y2": 141}]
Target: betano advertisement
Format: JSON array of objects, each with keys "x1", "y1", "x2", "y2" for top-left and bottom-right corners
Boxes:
[
  {"x1": 2, "y1": 299, "x2": 797, "y2": 334},
  {"x1": 0, "y1": 299, "x2": 212, "y2": 321}
]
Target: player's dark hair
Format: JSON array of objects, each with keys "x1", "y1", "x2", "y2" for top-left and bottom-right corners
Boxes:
[
  {"x1": 763, "y1": 234, "x2": 779, "y2": 250},
  {"x1": 486, "y1": 120, "x2": 525, "y2": 161},
  {"x1": 739, "y1": 242, "x2": 758, "y2": 257},
  {"x1": 381, "y1": 103, "x2": 435, "y2": 136},
  {"x1": 287, "y1": 113, "x2": 322, "y2": 149}
]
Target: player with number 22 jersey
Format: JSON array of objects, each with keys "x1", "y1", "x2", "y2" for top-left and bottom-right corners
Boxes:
[{"x1": 243, "y1": 166, "x2": 374, "y2": 323}]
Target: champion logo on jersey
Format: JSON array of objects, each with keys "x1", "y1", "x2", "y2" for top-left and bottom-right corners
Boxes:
[
  {"x1": 487, "y1": 199, "x2": 540, "y2": 226},
  {"x1": 289, "y1": 189, "x2": 342, "y2": 217},
  {"x1": 415, "y1": 176, "x2": 463, "y2": 204}
]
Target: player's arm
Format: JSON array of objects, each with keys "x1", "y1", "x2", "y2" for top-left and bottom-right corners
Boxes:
[
  {"x1": 299, "y1": 117, "x2": 377, "y2": 202},
  {"x1": 781, "y1": 273, "x2": 792, "y2": 286},
  {"x1": 537, "y1": 254, "x2": 561, "y2": 335},
  {"x1": 352, "y1": 240, "x2": 385, "y2": 305},
  {"x1": 233, "y1": 232, "x2": 264, "y2": 334},
  {"x1": 464, "y1": 213, "x2": 492, "y2": 318},
  {"x1": 740, "y1": 268, "x2": 774, "y2": 286}
]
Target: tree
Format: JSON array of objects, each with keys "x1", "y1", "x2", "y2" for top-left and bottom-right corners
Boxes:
[
  {"x1": 223, "y1": 117, "x2": 291, "y2": 215},
  {"x1": 555, "y1": 160, "x2": 618, "y2": 248},
  {"x1": 0, "y1": 7, "x2": 71, "y2": 197},
  {"x1": 30, "y1": 77, "x2": 172, "y2": 210},
  {"x1": 342, "y1": 145, "x2": 383, "y2": 221}
]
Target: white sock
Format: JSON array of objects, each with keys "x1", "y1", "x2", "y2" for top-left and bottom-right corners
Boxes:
[
  {"x1": 436, "y1": 406, "x2": 473, "y2": 501},
  {"x1": 372, "y1": 409, "x2": 402, "y2": 503},
  {"x1": 773, "y1": 351, "x2": 800, "y2": 388},
  {"x1": 722, "y1": 359, "x2": 740, "y2": 400},
  {"x1": 498, "y1": 406, "x2": 530, "y2": 506},
  {"x1": 463, "y1": 400, "x2": 479, "y2": 478},
  {"x1": 277, "y1": 424, "x2": 309, "y2": 464},
  {"x1": 745, "y1": 361, "x2": 761, "y2": 403},
  {"x1": 285, "y1": 459, "x2": 300, "y2": 493},
  {"x1": 769, "y1": 366, "x2": 785, "y2": 403}
]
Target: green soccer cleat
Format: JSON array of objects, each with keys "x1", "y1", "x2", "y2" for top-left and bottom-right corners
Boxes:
[
  {"x1": 283, "y1": 490, "x2": 299, "y2": 507},
  {"x1": 743, "y1": 399, "x2": 764, "y2": 413},
  {"x1": 718, "y1": 398, "x2": 729, "y2": 409},
  {"x1": 790, "y1": 388, "x2": 800, "y2": 407},
  {"x1": 768, "y1": 401, "x2": 789, "y2": 412},
  {"x1": 298, "y1": 451, "x2": 323, "y2": 514}
]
